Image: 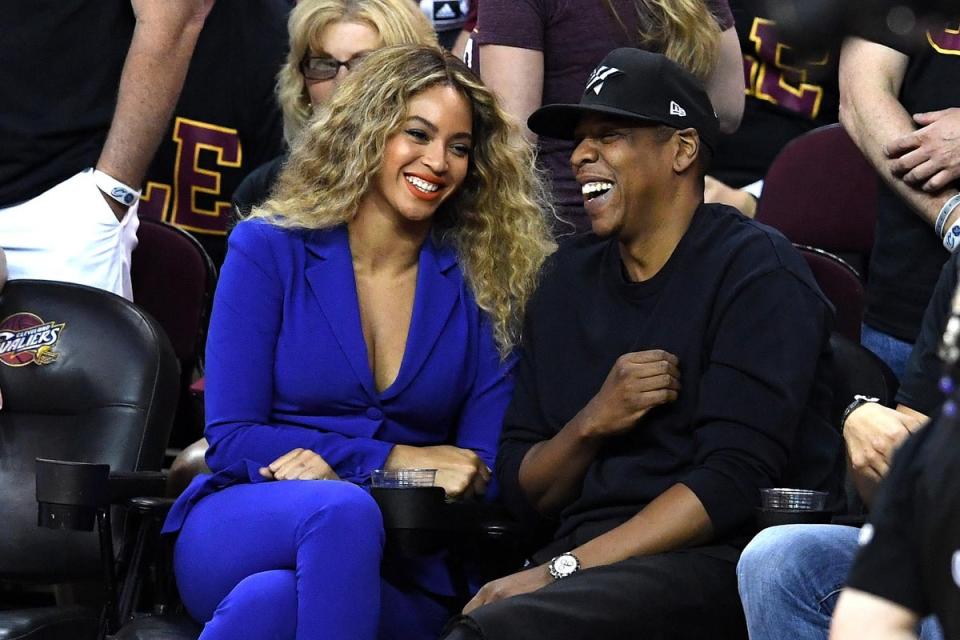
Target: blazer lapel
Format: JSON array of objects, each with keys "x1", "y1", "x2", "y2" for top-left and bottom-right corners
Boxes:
[
  {"x1": 303, "y1": 226, "x2": 377, "y2": 400},
  {"x1": 381, "y1": 236, "x2": 460, "y2": 401}
]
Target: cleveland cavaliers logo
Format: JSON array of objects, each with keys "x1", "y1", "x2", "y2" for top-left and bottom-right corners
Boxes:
[{"x1": 0, "y1": 313, "x2": 65, "y2": 367}]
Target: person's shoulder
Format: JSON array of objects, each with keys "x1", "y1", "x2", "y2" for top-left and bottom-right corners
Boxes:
[
  {"x1": 233, "y1": 154, "x2": 287, "y2": 213},
  {"x1": 698, "y1": 203, "x2": 801, "y2": 264},
  {"x1": 544, "y1": 232, "x2": 609, "y2": 274},
  {"x1": 696, "y1": 203, "x2": 826, "y2": 295},
  {"x1": 228, "y1": 218, "x2": 313, "y2": 254}
]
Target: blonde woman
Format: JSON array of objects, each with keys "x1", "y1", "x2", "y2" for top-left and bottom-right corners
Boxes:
[
  {"x1": 163, "y1": 45, "x2": 554, "y2": 640},
  {"x1": 468, "y1": 0, "x2": 744, "y2": 230},
  {"x1": 233, "y1": 0, "x2": 437, "y2": 214}
]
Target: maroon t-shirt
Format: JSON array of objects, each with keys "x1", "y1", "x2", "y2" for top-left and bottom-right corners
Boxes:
[{"x1": 471, "y1": 0, "x2": 733, "y2": 230}]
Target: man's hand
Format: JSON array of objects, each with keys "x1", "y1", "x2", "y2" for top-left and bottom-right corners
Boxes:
[
  {"x1": 577, "y1": 350, "x2": 680, "y2": 439},
  {"x1": 886, "y1": 107, "x2": 960, "y2": 193},
  {"x1": 385, "y1": 444, "x2": 491, "y2": 499},
  {"x1": 705, "y1": 176, "x2": 758, "y2": 217},
  {"x1": 843, "y1": 403, "x2": 924, "y2": 483},
  {"x1": 462, "y1": 564, "x2": 552, "y2": 615},
  {"x1": 259, "y1": 448, "x2": 339, "y2": 480}
]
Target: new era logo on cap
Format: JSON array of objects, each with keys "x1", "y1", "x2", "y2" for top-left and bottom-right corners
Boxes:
[
  {"x1": 585, "y1": 66, "x2": 622, "y2": 96},
  {"x1": 670, "y1": 101, "x2": 686, "y2": 117}
]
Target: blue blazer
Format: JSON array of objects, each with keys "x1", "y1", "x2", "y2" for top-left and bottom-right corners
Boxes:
[{"x1": 164, "y1": 221, "x2": 515, "y2": 535}]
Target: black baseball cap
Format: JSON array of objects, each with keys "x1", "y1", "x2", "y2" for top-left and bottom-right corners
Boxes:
[{"x1": 527, "y1": 48, "x2": 720, "y2": 152}]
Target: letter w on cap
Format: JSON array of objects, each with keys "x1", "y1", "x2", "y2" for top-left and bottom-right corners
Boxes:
[
  {"x1": 670, "y1": 101, "x2": 687, "y2": 117},
  {"x1": 585, "y1": 66, "x2": 621, "y2": 95}
]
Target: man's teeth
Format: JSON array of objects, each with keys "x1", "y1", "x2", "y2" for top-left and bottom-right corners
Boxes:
[
  {"x1": 581, "y1": 181, "x2": 613, "y2": 198},
  {"x1": 406, "y1": 176, "x2": 440, "y2": 192}
]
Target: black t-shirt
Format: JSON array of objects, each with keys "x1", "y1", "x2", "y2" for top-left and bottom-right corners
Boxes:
[
  {"x1": 232, "y1": 154, "x2": 287, "y2": 220},
  {"x1": 0, "y1": 1, "x2": 134, "y2": 206},
  {"x1": 897, "y1": 253, "x2": 959, "y2": 413},
  {"x1": 711, "y1": 0, "x2": 839, "y2": 188},
  {"x1": 138, "y1": 0, "x2": 289, "y2": 268},
  {"x1": 497, "y1": 203, "x2": 843, "y2": 554},
  {"x1": 865, "y1": 24, "x2": 960, "y2": 343},
  {"x1": 846, "y1": 409, "x2": 960, "y2": 637}
]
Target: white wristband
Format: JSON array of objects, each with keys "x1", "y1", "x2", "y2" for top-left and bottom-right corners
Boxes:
[
  {"x1": 92, "y1": 169, "x2": 140, "y2": 207},
  {"x1": 944, "y1": 220, "x2": 960, "y2": 253},
  {"x1": 936, "y1": 194, "x2": 960, "y2": 238}
]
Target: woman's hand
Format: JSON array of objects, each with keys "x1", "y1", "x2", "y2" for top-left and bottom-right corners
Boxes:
[
  {"x1": 259, "y1": 448, "x2": 340, "y2": 481},
  {"x1": 385, "y1": 444, "x2": 491, "y2": 498}
]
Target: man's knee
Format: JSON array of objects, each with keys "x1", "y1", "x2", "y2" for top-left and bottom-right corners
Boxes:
[{"x1": 738, "y1": 524, "x2": 858, "y2": 595}]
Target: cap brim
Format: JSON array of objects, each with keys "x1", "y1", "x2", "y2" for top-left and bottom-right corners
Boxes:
[{"x1": 527, "y1": 103, "x2": 660, "y2": 140}]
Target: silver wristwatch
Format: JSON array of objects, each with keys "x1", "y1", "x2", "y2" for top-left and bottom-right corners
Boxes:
[{"x1": 547, "y1": 552, "x2": 580, "y2": 580}]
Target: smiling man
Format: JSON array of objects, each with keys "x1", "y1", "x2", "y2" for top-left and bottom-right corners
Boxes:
[{"x1": 442, "y1": 48, "x2": 843, "y2": 640}]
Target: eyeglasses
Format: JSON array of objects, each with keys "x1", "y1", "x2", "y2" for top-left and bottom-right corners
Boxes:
[{"x1": 299, "y1": 52, "x2": 370, "y2": 81}]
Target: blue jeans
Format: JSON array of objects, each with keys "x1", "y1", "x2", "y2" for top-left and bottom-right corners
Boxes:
[
  {"x1": 737, "y1": 524, "x2": 943, "y2": 640},
  {"x1": 861, "y1": 323, "x2": 914, "y2": 381}
]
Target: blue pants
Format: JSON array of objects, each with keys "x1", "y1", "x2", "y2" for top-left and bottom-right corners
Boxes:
[
  {"x1": 861, "y1": 323, "x2": 913, "y2": 381},
  {"x1": 174, "y1": 480, "x2": 452, "y2": 640},
  {"x1": 737, "y1": 524, "x2": 943, "y2": 640}
]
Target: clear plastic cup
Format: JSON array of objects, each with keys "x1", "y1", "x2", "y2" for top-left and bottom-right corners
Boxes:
[
  {"x1": 370, "y1": 468, "x2": 437, "y2": 488},
  {"x1": 760, "y1": 488, "x2": 828, "y2": 511}
]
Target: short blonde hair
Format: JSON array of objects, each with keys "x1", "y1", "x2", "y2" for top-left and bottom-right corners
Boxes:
[
  {"x1": 277, "y1": 0, "x2": 437, "y2": 144},
  {"x1": 254, "y1": 45, "x2": 556, "y2": 357}
]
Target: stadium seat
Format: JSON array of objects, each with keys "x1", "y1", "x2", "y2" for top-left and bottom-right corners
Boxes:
[{"x1": 796, "y1": 244, "x2": 866, "y2": 342}]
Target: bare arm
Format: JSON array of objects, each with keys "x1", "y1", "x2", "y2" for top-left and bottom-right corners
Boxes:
[
  {"x1": 464, "y1": 482, "x2": 711, "y2": 612},
  {"x1": 830, "y1": 589, "x2": 919, "y2": 640},
  {"x1": 478, "y1": 44, "x2": 544, "y2": 142},
  {"x1": 96, "y1": 0, "x2": 213, "y2": 219},
  {"x1": 839, "y1": 37, "x2": 959, "y2": 229},
  {"x1": 843, "y1": 402, "x2": 926, "y2": 507},
  {"x1": 706, "y1": 26, "x2": 746, "y2": 134}
]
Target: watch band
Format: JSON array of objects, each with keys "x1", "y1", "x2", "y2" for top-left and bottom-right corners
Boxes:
[
  {"x1": 841, "y1": 394, "x2": 880, "y2": 429},
  {"x1": 93, "y1": 169, "x2": 141, "y2": 207}
]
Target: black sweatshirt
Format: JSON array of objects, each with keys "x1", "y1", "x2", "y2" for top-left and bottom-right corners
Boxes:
[{"x1": 497, "y1": 204, "x2": 844, "y2": 553}]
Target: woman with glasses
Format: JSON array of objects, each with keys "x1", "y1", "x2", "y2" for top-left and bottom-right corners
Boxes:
[
  {"x1": 232, "y1": 0, "x2": 437, "y2": 215},
  {"x1": 163, "y1": 45, "x2": 555, "y2": 640}
]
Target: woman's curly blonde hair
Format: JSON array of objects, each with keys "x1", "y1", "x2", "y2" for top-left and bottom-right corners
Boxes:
[
  {"x1": 277, "y1": 0, "x2": 437, "y2": 144},
  {"x1": 251, "y1": 45, "x2": 556, "y2": 357}
]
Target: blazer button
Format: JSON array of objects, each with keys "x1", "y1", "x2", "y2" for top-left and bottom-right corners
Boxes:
[{"x1": 366, "y1": 407, "x2": 384, "y2": 421}]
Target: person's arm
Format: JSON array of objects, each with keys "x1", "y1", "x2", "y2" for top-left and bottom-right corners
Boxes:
[
  {"x1": 839, "y1": 37, "x2": 960, "y2": 230},
  {"x1": 204, "y1": 222, "x2": 395, "y2": 482},
  {"x1": 478, "y1": 45, "x2": 543, "y2": 142},
  {"x1": 830, "y1": 590, "x2": 920, "y2": 640},
  {"x1": 842, "y1": 403, "x2": 926, "y2": 506},
  {"x1": 705, "y1": 175, "x2": 758, "y2": 217},
  {"x1": 95, "y1": 0, "x2": 213, "y2": 221},
  {"x1": 464, "y1": 483, "x2": 710, "y2": 612},
  {"x1": 706, "y1": 26, "x2": 746, "y2": 134},
  {"x1": 512, "y1": 350, "x2": 680, "y2": 515}
]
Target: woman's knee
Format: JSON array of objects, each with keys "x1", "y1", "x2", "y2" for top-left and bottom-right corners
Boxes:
[
  {"x1": 200, "y1": 570, "x2": 297, "y2": 639},
  {"x1": 294, "y1": 481, "x2": 383, "y2": 542}
]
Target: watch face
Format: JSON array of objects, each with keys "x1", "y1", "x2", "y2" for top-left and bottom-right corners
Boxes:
[
  {"x1": 549, "y1": 553, "x2": 580, "y2": 579},
  {"x1": 555, "y1": 555, "x2": 578, "y2": 573}
]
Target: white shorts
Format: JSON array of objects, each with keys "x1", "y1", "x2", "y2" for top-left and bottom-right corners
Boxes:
[{"x1": 0, "y1": 168, "x2": 139, "y2": 300}]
